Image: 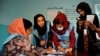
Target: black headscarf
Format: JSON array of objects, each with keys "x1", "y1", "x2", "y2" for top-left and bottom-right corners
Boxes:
[
  {"x1": 76, "y1": 2, "x2": 92, "y2": 20},
  {"x1": 34, "y1": 14, "x2": 47, "y2": 36}
]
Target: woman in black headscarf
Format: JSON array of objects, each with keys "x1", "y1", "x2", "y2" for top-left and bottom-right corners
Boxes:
[
  {"x1": 76, "y1": 2, "x2": 99, "y2": 54},
  {"x1": 32, "y1": 14, "x2": 53, "y2": 49}
]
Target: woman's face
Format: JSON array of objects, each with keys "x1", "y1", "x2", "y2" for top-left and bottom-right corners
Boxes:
[
  {"x1": 26, "y1": 26, "x2": 32, "y2": 36},
  {"x1": 37, "y1": 16, "x2": 45, "y2": 27},
  {"x1": 78, "y1": 9, "x2": 85, "y2": 16},
  {"x1": 56, "y1": 23, "x2": 64, "y2": 31}
]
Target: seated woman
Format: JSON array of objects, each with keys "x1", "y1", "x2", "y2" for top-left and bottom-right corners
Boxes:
[
  {"x1": 51, "y1": 12, "x2": 76, "y2": 54},
  {"x1": 1, "y1": 18, "x2": 45, "y2": 56}
]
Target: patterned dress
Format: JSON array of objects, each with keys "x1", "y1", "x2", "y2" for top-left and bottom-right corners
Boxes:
[{"x1": 2, "y1": 35, "x2": 45, "y2": 56}]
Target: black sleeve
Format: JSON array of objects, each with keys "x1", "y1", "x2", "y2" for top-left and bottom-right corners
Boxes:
[
  {"x1": 47, "y1": 30, "x2": 53, "y2": 48},
  {"x1": 93, "y1": 14, "x2": 99, "y2": 28},
  {"x1": 76, "y1": 19, "x2": 84, "y2": 34},
  {"x1": 48, "y1": 23, "x2": 53, "y2": 42},
  {"x1": 46, "y1": 22, "x2": 54, "y2": 48},
  {"x1": 33, "y1": 34, "x2": 40, "y2": 47}
]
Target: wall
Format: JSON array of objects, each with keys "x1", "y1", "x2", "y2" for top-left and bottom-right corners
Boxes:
[{"x1": 0, "y1": 0, "x2": 96, "y2": 25}]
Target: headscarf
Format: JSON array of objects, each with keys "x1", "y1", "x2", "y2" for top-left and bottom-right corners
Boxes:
[
  {"x1": 34, "y1": 14, "x2": 47, "y2": 36},
  {"x1": 8, "y1": 18, "x2": 29, "y2": 41},
  {"x1": 51, "y1": 12, "x2": 69, "y2": 35},
  {"x1": 76, "y1": 2, "x2": 92, "y2": 16},
  {"x1": 76, "y1": 2, "x2": 92, "y2": 20}
]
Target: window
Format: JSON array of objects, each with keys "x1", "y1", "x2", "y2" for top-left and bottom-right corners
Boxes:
[{"x1": 95, "y1": 4, "x2": 100, "y2": 19}]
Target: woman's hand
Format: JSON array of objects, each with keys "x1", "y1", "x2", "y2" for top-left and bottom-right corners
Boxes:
[
  {"x1": 57, "y1": 46, "x2": 64, "y2": 52},
  {"x1": 84, "y1": 21, "x2": 91, "y2": 28},
  {"x1": 64, "y1": 48, "x2": 72, "y2": 54},
  {"x1": 78, "y1": 20, "x2": 84, "y2": 30},
  {"x1": 40, "y1": 40, "x2": 46, "y2": 46},
  {"x1": 46, "y1": 46, "x2": 54, "y2": 54},
  {"x1": 78, "y1": 20, "x2": 84, "y2": 26},
  {"x1": 89, "y1": 23, "x2": 97, "y2": 30}
]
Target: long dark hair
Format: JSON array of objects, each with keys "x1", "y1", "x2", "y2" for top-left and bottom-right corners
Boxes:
[
  {"x1": 34, "y1": 14, "x2": 47, "y2": 36},
  {"x1": 23, "y1": 18, "x2": 32, "y2": 30}
]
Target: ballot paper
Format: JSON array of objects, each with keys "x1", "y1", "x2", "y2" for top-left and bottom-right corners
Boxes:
[
  {"x1": 50, "y1": 52, "x2": 66, "y2": 56},
  {"x1": 42, "y1": 52, "x2": 66, "y2": 56},
  {"x1": 86, "y1": 15, "x2": 94, "y2": 24}
]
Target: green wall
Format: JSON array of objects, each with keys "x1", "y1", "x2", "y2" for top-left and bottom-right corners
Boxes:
[{"x1": 0, "y1": 0, "x2": 97, "y2": 25}]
